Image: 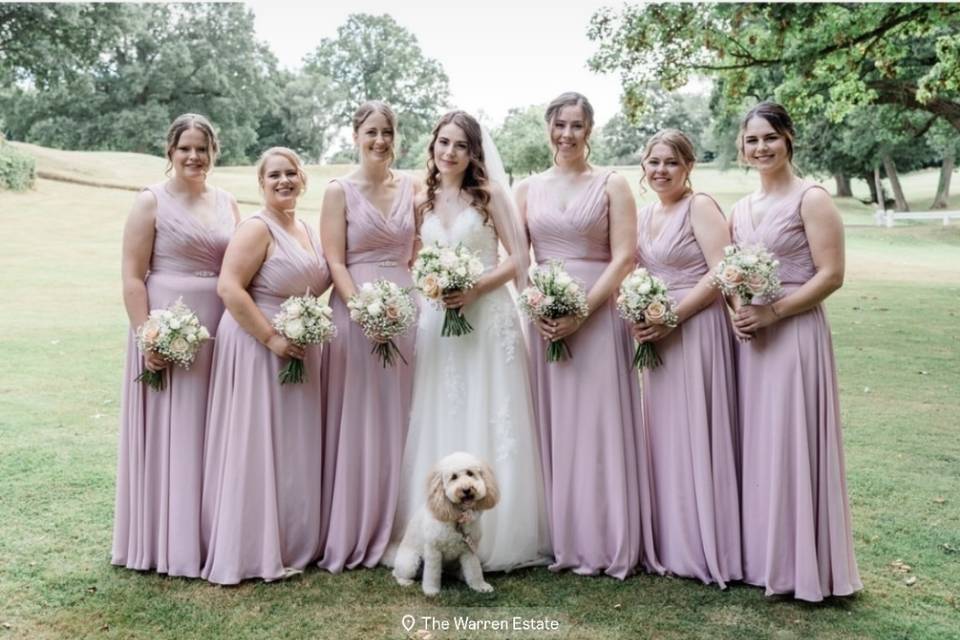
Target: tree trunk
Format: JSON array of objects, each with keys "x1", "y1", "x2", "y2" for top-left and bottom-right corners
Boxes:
[
  {"x1": 864, "y1": 172, "x2": 879, "y2": 205},
  {"x1": 873, "y1": 167, "x2": 886, "y2": 209},
  {"x1": 931, "y1": 150, "x2": 955, "y2": 210},
  {"x1": 833, "y1": 173, "x2": 852, "y2": 197},
  {"x1": 882, "y1": 154, "x2": 909, "y2": 211}
]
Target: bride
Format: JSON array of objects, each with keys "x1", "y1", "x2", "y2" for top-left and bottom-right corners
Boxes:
[{"x1": 390, "y1": 110, "x2": 550, "y2": 571}]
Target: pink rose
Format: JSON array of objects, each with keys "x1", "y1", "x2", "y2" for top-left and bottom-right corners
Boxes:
[
  {"x1": 644, "y1": 300, "x2": 667, "y2": 325},
  {"x1": 746, "y1": 273, "x2": 767, "y2": 295},
  {"x1": 420, "y1": 274, "x2": 441, "y2": 299},
  {"x1": 722, "y1": 265, "x2": 744, "y2": 286}
]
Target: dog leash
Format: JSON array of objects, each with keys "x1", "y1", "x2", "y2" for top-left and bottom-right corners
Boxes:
[{"x1": 455, "y1": 510, "x2": 478, "y2": 553}]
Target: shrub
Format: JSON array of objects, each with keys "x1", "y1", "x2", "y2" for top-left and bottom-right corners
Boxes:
[{"x1": 0, "y1": 142, "x2": 36, "y2": 191}]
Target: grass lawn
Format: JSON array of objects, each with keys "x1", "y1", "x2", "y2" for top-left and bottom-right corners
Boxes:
[{"x1": 0, "y1": 147, "x2": 958, "y2": 639}]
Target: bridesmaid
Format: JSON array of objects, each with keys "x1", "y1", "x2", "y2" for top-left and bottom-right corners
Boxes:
[
  {"x1": 516, "y1": 92, "x2": 661, "y2": 579},
  {"x1": 201, "y1": 147, "x2": 330, "y2": 585},
  {"x1": 318, "y1": 101, "x2": 417, "y2": 572},
  {"x1": 730, "y1": 102, "x2": 861, "y2": 601},
  {"x1": 632, "y1": 128, "x2": 741, "y2": 586},
  {"x1": 113, "y1": 113, "x2": 238, "y2": 577}
]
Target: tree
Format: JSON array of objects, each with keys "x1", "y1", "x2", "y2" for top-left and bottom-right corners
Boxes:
[
  {"x1": 589, "y1": 4, "x2": 960, "y2": 131},
  {"x1": 0, "y1": 3, "x2": 128, "y2": 87},
  {"x1": 304, "y1": 14, "x2": 450, "y2": 161},
  {"x1": 492, "y1": 105, "x2": 551, "y2": 183},
  {"x1": 2, "y1": 4, "x2": 277, "y2": 164},
  {"x1": 927, "y1": 120, "x2": 959, "y2": 209}
]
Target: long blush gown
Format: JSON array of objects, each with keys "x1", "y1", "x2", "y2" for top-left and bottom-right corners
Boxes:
[
  {"x1": 635, "y1": 194, "x2": 742, "y2": 586},
  {"x1": 526, "y1": 171, "x2": 661, "y2": 579},
  {"x1": 731, "y1": 181, "x2": 862, "y2": 602},
  {"x1": 200, "y1": 213, "x2": 330, "y2": 585},
  {"x1": 317, "y1": 175, "x2": 416, "y2": 572},
  {"x1": 392, "y1": 207, "x2": 550, "y2": 571},
  {"x1": 112, "y1": 184, "x2": 233, "y2": 577}
]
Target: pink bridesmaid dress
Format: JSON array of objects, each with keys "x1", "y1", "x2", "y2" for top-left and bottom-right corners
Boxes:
[
  {"x1": 635, "y1": 194, "x2": 742, "y2": 586},
  {"x1": 526, "y1": 171, "x2": 661, "y2": 579},
  {"x1": 112, "y1": 184, "x2": 233, "y2": 577},
  {"x1": 731, "y1": 182, "x2": 862, "y2": 601},
  {"x1": 317, "y1": 175, "x2": 416, "y2": 572},
  {"x1": 200, "y1": 213, "x2": 330, "y2": 585}
]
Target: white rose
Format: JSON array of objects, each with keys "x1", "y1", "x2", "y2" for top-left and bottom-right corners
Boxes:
[
  {"x1": 286, "y1": 301, "x2": 303, "y2": 318},
  {"x1": 455, "y1": 266, "x2": 467, "y2": 277},
  {"x1": 168, "y1": 336, "x2": 189, "y2": 356},
  {"x1": 566, "y1": 282, "x2": 580, "y2": 295},
  {"x1": 168, "y1": 318, "x2": 182, "y2": 330},
  {"x1": 741, "y1": 254, "x2": 758, "y2": 267},
  {"x1": 284, "y1": 318, "x2": 306, "y2": 340},
  {"x1": 556, "y1": 273, "x2": 572, "y2": 287},
  {"x1": 367, "y1": 302, "x2": 383, "y2": 317},
  {"x1": 638, "y1": 281, "x2": 652, "y2": 295},
  {"x1": 361, "y1": 282, "x2": 375, "y2": 292}
]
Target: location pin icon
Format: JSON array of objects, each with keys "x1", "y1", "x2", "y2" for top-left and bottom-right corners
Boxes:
[{"x1": 401, "y1": 615, "x2": 416, "y2": 632}]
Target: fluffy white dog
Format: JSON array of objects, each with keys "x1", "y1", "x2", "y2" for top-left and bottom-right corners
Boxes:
[{"x1": 393, "y1": 451, "x2": 500, "y2": 596}]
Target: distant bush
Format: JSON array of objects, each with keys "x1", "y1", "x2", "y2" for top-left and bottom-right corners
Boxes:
[{"x1": 0, "y1": 142, "x2": 36, "y2": 191}]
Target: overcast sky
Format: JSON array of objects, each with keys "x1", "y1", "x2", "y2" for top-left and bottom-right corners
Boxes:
[{"x1": 246, "y1": 0, "x2": 626, "y2": 127}]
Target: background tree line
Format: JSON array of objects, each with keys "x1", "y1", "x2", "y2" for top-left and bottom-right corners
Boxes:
[{"x1": 2, "y1": 3, "x2": 957, "y2": 208}]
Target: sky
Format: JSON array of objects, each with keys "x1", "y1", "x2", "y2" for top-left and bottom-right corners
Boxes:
[{"x1": 246, "y1": 0, "x2": 626, "y2": 127}]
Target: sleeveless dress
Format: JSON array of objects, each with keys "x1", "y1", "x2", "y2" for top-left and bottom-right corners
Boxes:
[
  {"x1": 525, "y1": 171, "x2": 661, "y2": 579},
  {"x1": 635, "y1": 194, "x2": 742, "y2": 586},
  {"x1": 112, "y1": 184, "x2": 233, "y2": 577},
  {"x1": 317, "y1": 175, "x2": 417, "y2": 572},
  {"x1": 731, "y1": 182, "x2": 862, "y2": 601},
  {"x1": 392, "y1": 207, "x2": 550, "y2": 571},
  {"x1": 200, "y1": 213, "x2": 330, "y2": 585}
]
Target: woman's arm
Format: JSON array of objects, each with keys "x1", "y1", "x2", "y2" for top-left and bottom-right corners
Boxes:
[
  {"x1": 121, "y1": 190, "x2": 167, "y2": 371},
  {"x1": 733, "y1": 187, "x2": 845, "y2": 333},
  {"x1": 216, "y1": 220, "x2": 304, "y2": 359},
  {"x1": 320, "y1": 182, "x2": 358, "y2": 305}
]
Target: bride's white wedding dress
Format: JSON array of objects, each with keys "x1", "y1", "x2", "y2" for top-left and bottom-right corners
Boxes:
[{"x1": 391, "y1": 206, "x2": 550, "y2": 571}]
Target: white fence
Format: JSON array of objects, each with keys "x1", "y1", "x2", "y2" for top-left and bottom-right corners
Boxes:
[{"x1": 874, "y1": 209, "x2": 960, "y2": 227}]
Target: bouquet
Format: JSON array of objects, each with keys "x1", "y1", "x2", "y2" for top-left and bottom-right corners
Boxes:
[
  {"x1": 348, "y1": 280, "x2": 417, "y2": 367},
  {"x1": 271, "y1": 293, "x2": 337, "y2": 384},
  {"x1": 518, "y1": 260, "x2": 589, "y2": 363},
  {"x1": 135, "y1": 297, "x2": 211, "y2": 391},
  {"x1": 711, "y1": 244, "x2": 782, "y2": 305},
  {"x1": 412, "y1": 242, "x2": 484, "y2": 337},
  {"x1": 616, "y1": 268, "x2": 679, "y2": 370}
]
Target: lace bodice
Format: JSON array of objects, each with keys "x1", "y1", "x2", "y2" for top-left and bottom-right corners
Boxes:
[{"x1": 420, "y1": 208, "x2": 499, "y2": 270}]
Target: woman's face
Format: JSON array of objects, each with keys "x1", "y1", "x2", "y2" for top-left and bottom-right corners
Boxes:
[
  {"x1": 260, "y1": 154, "x2": 302, "y2": 211},
  {"x1": 432, "y1": 122, "x2": 470, "y2": 181},
  {"x1": 169, "y1": 127, "x2": 210, "y2": 182},
  {"x1": 549, "y1": 104, "x2": 589, "y2": 162},
  {"x1": 354, "y1": 110, "x2": 394, "y2": 166},
  {"x1": 741, "y1": 116, "x2": 790, "y2": 174},
  {"x1": 643, "y1": 142, "x2": 690, "y2": 200}
]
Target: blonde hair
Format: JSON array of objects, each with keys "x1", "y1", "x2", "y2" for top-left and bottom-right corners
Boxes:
[
  {"x1": 256, "y1": 146, "x2": 308, "y2": 195},
  {"x1": 640, "y1": 128, "x2": 696, "y2": 195},
  {"x1": 544, "y1": 92, "x2": 594, "y2": 163},
  {"x1": 164, "y1": 113, "x2": 219, "y2": 175}
]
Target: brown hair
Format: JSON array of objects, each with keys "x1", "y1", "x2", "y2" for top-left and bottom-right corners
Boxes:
[
  {"x1": 544, "y1": 92, "x2": 594, "y2": 163},
  {"x1": 417, "y1": 110, "x2": 492, "y2": 226},
  {"x1": 737, "y1": 101, "x2": 796, "y2": 164},
  {"x1": 256, "y1": 146, "x2": 308, "y2": 195},
  {"x1": 352, "y1": 100, "x2": 398, "y2": 166},
  {"x1": 164, "y1": 113, "x2": 219, "y2": 175},
  {"x1": 639, "y1": 128, "x2": 696, "y2": 195}
]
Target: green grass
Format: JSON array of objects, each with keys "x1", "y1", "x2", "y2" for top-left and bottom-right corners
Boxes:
[{"x1": 1, "y1": 146, "x2": 959, "y2": 639}]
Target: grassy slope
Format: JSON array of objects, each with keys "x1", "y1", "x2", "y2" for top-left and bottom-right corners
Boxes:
[{"x1": 0, "y1": 146, "x2": 958, "y2": 639}]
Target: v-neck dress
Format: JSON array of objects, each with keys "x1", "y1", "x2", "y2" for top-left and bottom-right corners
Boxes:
[
  {"x1": 200, "y1": 213, "x2": 330, "y2": 584},
  {"x1": 317, "y1": 175, "x2": 417, "y2": 572},
  {"x1": 731, "y1": 181, "x2": 862, "y2": 601},
  {"x1": 112, "y1": 182, "x2": 234, "y2": 577},
  {"x1": 525, "y1": 171, "x2": 661, "y2": 579},
  {"x1": 635, "y1": 194, "x2": 742, "y2": 587}
]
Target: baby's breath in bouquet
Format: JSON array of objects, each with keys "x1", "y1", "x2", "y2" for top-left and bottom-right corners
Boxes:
[
  {"x1": 135, "y1": 298, "x2": 211, "y2": 391},
  {"x1": 271, "y1": 293, "x2": 336, "y2": 384}
]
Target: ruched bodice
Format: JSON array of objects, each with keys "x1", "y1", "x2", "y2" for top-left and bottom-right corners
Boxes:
[
  {"x1": 637, "y1": 194, "x2": 716, "y2": 291},
  {"x1": 247, "y1": 213, "x2": 329, "y2": 307},
  {"x1": 730, "y1": 182, "x2": 822, "y2": 286},
  {"x1": 420, "y1": 208, "x2": 499, "y2": 270},
  {"x1": 335, "y1": 175, "x2": 416, "y2": 266},
  {"x1": 526, "y1": 172, "x2": 613, "y2": 262},
  {"x1": 146, "y1": 184, "x2": 233, "y2": 276}
]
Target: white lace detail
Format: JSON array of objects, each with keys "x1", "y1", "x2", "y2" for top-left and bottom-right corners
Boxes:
[
  {"x1": 491, "y1": 403, "x2": 516, "y2": 462},
  {"x1": 490, "y1": 299, "x2": 519, "y2": 363},
  {"x1": 442, "y1": 348, "x2": 465, "y2": 419}
]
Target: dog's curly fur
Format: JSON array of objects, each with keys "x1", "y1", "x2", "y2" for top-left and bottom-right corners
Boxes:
[{"x1": 393, "y1": 452, "x2": 500, "y2": 596}]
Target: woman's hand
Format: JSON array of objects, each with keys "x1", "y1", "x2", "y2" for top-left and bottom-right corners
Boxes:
[
  {"x1": 733, "y1": 304, "x2": 778, "y2": 334},
  {"x1": 142, "y1": 350, "x2": 168, "y2": 372},
  {"x1": 632, "y1": 320, "x2": 675, "y2": 344},
  {"x1": 538, "y1": 314, "x2": 584, "y2": 341},
  {"x1": 441, "y1": 287, "x2": 480, "y2": 310},
  {"x1": 266, "y1": 334, "x2": 305, "y2": 360}
]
